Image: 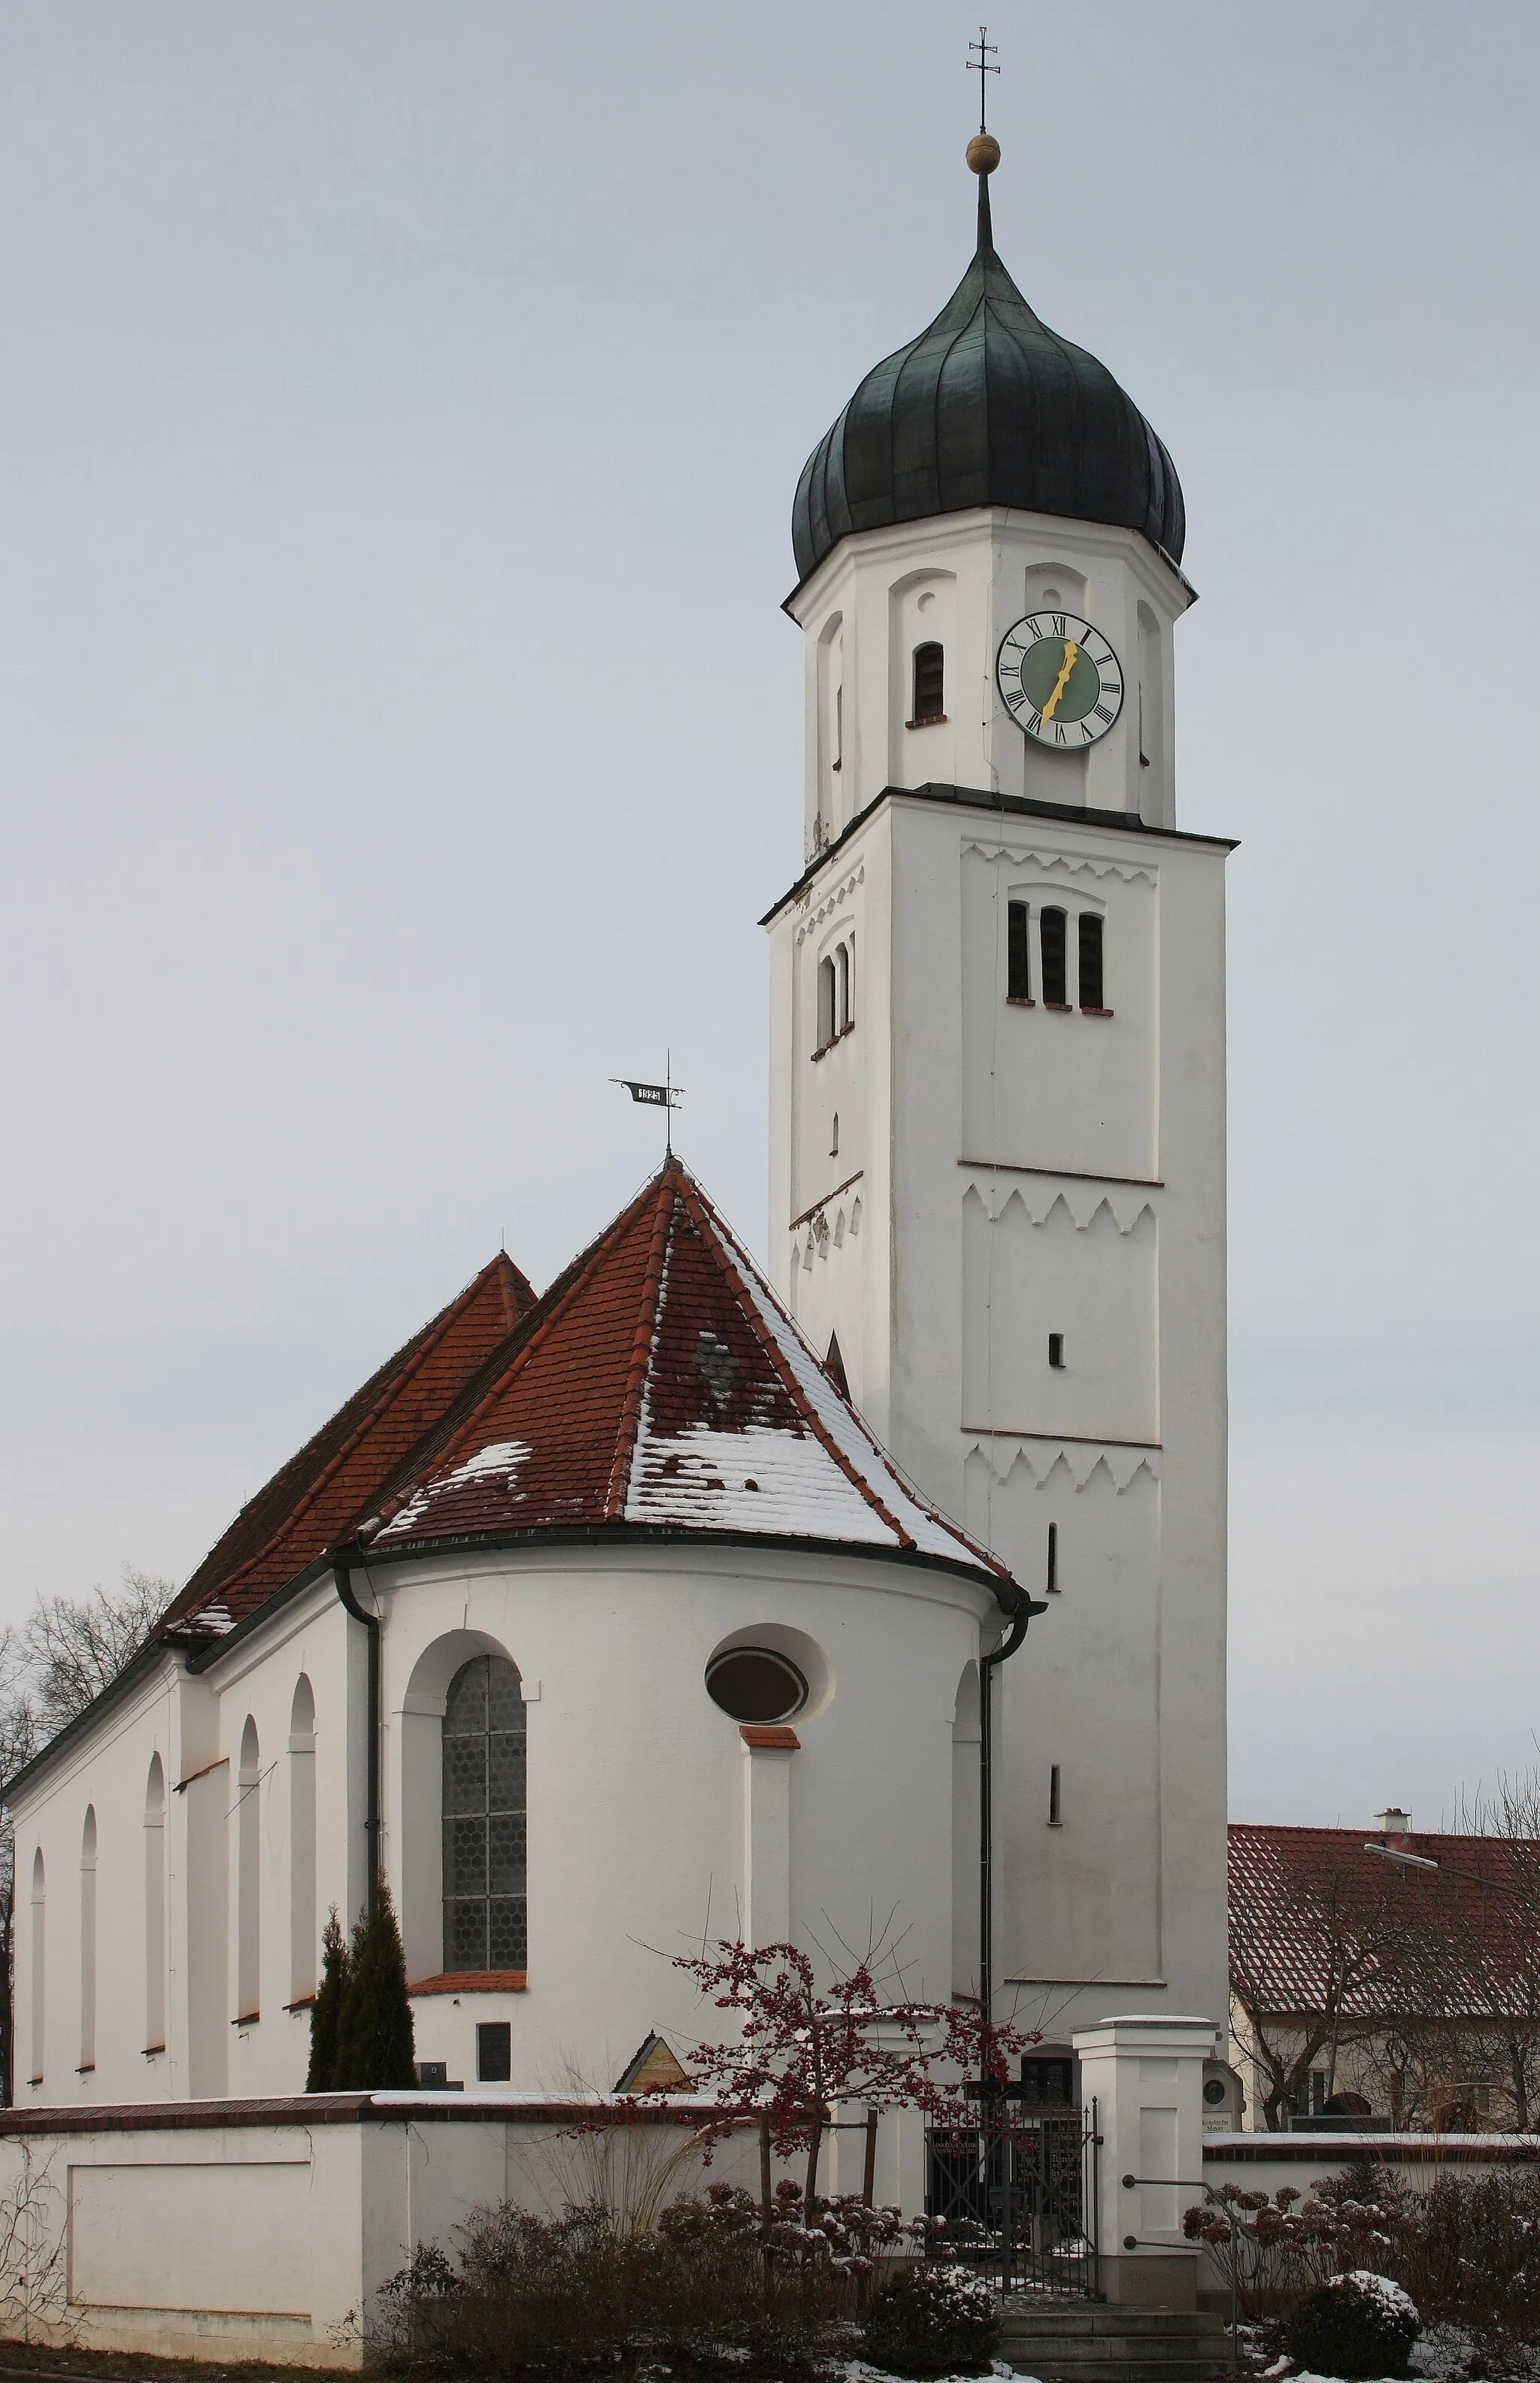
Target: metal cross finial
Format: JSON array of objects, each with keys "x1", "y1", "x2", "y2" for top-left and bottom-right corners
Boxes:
[{"x1": 967, "y1": 26, "x2": 999, "y2": 136}]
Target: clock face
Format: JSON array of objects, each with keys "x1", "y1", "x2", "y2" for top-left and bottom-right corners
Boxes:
[{"x1": 997, "y1": 611, "x2": 1124, "y2": 749}]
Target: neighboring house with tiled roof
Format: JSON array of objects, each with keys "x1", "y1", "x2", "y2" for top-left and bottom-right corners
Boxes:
[
  {"x1": 5, "y1": 1160, "x2": 1025, "y2": 2109},
  {"x1": 1229, "y1": 1813, "x2": 1540, "y2": 2132}
]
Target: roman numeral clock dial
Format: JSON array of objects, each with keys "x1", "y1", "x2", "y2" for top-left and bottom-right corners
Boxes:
[{"x1": 997, "y1": 611, "x2": 1124, "y2": 747}]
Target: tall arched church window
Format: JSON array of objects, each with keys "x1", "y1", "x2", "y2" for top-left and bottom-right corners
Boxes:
[
  {"x1": 911, "y1": 641, "x2": 944, "y2": 725},
  {"x1": 442, "y1": 1654, "x2": 527, "y2": 1972},
  {"x1": 835, "y1": 941, "x2": 850, "y2": 1035},
  {"x1": 289, "y1": 1678, "x2": 317, "y2": 2006},
  {"x1": 1078, "y1": 914, "x2": 1105, "y2": 1011},
  {"x1": 29, "y1": 1849, "x2": 44, "y2": 2084},
  {"x1": 237, "y1": 1716, "x2": 261, "y2": 2022},
  {"x1": 144, "y1": 1756, "x2": 166, "y2": 2054},
  {"x1": 79, "y1": 1807, "x2": 97, "y2": 2072},
  {"x1": 1040, "y1": 908, "x2": 1069, "y2": 1007}
]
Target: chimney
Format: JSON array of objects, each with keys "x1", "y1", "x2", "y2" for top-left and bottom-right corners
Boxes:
[{"x1": 1375, "y1": 1807, "x2": 1412, "y2": 1848}]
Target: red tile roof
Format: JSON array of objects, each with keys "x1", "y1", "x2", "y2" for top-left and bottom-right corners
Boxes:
[
  {"x1": 161, "y1": 1250, "x2": 535, "y2": 1641},
  {"x1": 367, "y1": 1161, "x2": 1012, "y2": 1588},
  {"x1": 163, "y1": 1163, "x2": 1012, "y2": 1650},
  {"x1": 1229, "y1": 1822, "x2": 1540, "y2": 2021}
]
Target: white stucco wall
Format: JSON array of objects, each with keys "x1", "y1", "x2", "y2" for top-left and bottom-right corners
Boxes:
[
  {"x1": 0, "y1": 2100, "x2": 768, "y2": 2367},
  {"x1": 9, "y1": 1539, "x2": 998, "y2": 2106}
]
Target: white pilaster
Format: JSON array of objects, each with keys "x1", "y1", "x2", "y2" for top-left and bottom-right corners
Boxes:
[{"x1": 741, "y1": 1726, "x2": 796, "y2": 1948}]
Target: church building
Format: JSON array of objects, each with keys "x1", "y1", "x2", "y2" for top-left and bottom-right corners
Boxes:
[{"x1": 6, "y1": 136, "x2": 1229, "y2": 2119}]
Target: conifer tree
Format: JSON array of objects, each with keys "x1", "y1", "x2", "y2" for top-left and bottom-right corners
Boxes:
[
  {"x1": 331, "y1": 1881, "x2": 417, "y2": 2090},
  {"x1": 306, "y1": 1907, "x2": 350, "y2": 2091}
]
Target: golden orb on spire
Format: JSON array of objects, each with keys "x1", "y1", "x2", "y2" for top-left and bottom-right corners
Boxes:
[{"x1": 966, "y1": 132, "x2": 1000, "y2": 176}]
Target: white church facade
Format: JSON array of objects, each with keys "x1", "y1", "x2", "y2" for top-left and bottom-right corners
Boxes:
[{"x1": 5, "y1": 136, "x2": 1230, "y2": 2231}]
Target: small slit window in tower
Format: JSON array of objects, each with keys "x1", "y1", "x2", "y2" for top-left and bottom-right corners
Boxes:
[
  {"x1": 1047, "y1": 1520, "x2": 1059, "y2": 1593},
  {"x1": 830, "y1": 1112, "x2": 839, "y2": 1157},
  {"x1": 1040, "y1": 908, "x2": 1068, "y2": 1005},
  {"x1": 1047, "y1": 1332, "x2": 1065, "y2": 1369},
  {"x1": 1048, "y1": 1765, "x2": 1063, "y2": 1827},
  {"x1": 1078, "y1": 913, "x2": 1105, "y2": 1011},
  {"x1": 833, "y1": 683, "x2": 843, "y2": 772},
  {"x1": 1007, "y1": 901, "x2": 1030, "y2": 1001},
  {"x1": 817, "y1": 955, "x2": 836, "y2": 1051},
  {"x1": 911, "y1": 641, "x2": 944, "y2": 725},
  {"x1": 835, "y1": 940, "x2": 850, "y2": 1032}
]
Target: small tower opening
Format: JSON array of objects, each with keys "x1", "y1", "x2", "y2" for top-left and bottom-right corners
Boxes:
[{"x1": 911, "y1": 641, "x2": 945, "y2": 725}]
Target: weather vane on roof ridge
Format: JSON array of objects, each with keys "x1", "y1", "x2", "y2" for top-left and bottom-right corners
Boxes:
[
  {"x1": 611, "y1": 1051, "x2": 685, "y2": 1160},
  {"x1": 967, "y1": 25, "x2": 999, "y2": 138}
]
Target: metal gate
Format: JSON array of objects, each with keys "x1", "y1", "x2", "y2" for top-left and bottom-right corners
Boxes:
[{"x1": 925, "y1": 2100, "x2": 1099, "y2": 2298}]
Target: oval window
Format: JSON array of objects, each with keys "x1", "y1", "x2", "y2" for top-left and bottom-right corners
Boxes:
[{"x1": 705, "y1": 1647, "x2": 808, "y2": 1724}]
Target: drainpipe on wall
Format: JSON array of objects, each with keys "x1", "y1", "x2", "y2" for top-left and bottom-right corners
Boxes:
[{"x1": 332, "y1": 1546, "x2": 380, "y2": 1908}]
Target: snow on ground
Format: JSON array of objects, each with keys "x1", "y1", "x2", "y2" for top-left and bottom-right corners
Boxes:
[{"x1": 840, "y1": 2365, "x2": 1029, "y2": 2383}]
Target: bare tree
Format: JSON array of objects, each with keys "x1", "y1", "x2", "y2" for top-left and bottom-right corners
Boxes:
[
  {"x1": 1438, "y1": 1771, "x2": 1540, "y2": 2131},
  {"x1": 23, "y1": 1565, "x2": 169, "y2": 1736},
  {"x1": 1229, "y1": 1839, "x2": 1430, "y2": 2132}
]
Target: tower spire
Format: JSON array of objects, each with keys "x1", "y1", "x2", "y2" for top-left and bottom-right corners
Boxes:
[{"x1": 966, "y1": 26, "x2": 1001, "y2": 256}]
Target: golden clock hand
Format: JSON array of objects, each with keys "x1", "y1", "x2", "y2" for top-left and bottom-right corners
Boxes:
[{"x1": 1040, "y1": 640, "x2": 1079, "y2": 723}]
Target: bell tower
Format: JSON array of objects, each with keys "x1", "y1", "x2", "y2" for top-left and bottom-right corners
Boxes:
[{"x1": 765, "y1": 137, "x2": 1231, "y2": 2040}]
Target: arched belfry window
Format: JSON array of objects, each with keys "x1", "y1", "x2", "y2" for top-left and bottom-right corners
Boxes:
[
  {"x1": 911, "y1": 641, "x2": 944, "y2": 726},
  {"x1": 442, "y1": 1654, "x2": 526, "y2": 1972}
]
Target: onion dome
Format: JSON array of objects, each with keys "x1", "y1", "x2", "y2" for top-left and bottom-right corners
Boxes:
[{"x1": 792, "y1": 144, "x2": 1185, "y2": 588}]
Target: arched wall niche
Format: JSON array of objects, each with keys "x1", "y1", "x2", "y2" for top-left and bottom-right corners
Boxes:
[
  {"x1": 237, "y1": 1717, "x2": 261, "y2": 2023},
  {"x1": 1022, "y1": 559, "x2": 1087, "y2": 614},
  {"x1": 289, "y1": 1677, "x2": 317, "y2": 2006},
  {"x1": 1137, "y1": 600, "x2": 1165, "y2": 790},
  {"x1": 144, "y1": 1754, "x2": 166, "y2": 2055},
  {"x1": 815, "y1": 611, "x2": 844, "y2": 837},
  {"x1": 398, "y1": 1629, "x2": 523, "y2": 1986},
  {"x1": 950, "y1": 1661, "x2": 981, "y2": 1998},
  {"x1": 80, "y1": 1807, "x2": 97, "y2": 2072},
  {"x1": 29, "y1": 1848, "x2": 44, "y2": 2086}
]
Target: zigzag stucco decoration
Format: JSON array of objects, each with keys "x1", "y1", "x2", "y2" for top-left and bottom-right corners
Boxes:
[
  {"x1": 959, "y1": 1175, "x2": 1157, "y2": 1237},
  {"x1": 962, "y1": 838, "x2": 1157, "y2": 888},
  {"x1": 793, "y1": 862, "x2": 865, "y2": 947},
  {"x1": 965, "y1": 1436, "x2": 1159, "y2": 1494}
]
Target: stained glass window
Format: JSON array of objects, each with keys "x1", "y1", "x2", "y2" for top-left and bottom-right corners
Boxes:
[{"x1": 441, "y1": 1654, "x2": 526, "y2": 1972}]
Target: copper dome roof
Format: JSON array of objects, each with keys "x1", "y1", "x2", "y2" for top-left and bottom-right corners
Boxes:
[{"x1": 792, "y1": 178, "x2": 1185, "y2": 587}]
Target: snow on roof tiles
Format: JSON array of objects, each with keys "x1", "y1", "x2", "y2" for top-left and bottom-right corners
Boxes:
[{"x1": 369, "y1": 1162, "x2": 1011, "y2": 1592}]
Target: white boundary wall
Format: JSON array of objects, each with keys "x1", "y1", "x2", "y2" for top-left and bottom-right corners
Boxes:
[{"x1": 0, "y1": 2094, "x2": 774, "y2": 2368}]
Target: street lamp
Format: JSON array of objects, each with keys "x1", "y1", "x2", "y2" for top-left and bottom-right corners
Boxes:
[{"x1": 1363, "y1": 1839, "x2": 1540, "y2": 1915}]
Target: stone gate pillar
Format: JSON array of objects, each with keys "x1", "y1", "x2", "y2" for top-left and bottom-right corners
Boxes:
[{"x1": 1071, "y1": 2014, "x2": 1219, "y2": 2308}]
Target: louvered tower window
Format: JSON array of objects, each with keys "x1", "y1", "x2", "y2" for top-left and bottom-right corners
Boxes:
[
  {"x1": 1040, "y1": 908, "x2": 1068, "y2": 1006},
  {"x1": 1078, "y1": 914, "x2": 1105, "y2": 1011},
  {"x1": 1007, "y1": 902, "x2": 1030, "y2": 1001},
  {"x1": 911, "y1": 642, "x2": 944, "y2": 723},
  {"x1": 443, "y1": 1654, "x2": 526, "y2": 1970}
]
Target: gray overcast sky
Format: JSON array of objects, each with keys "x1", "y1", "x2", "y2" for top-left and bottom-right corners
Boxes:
[{"x1": 2, "y1": 3, "x2": 1536, "y2": 1828}]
